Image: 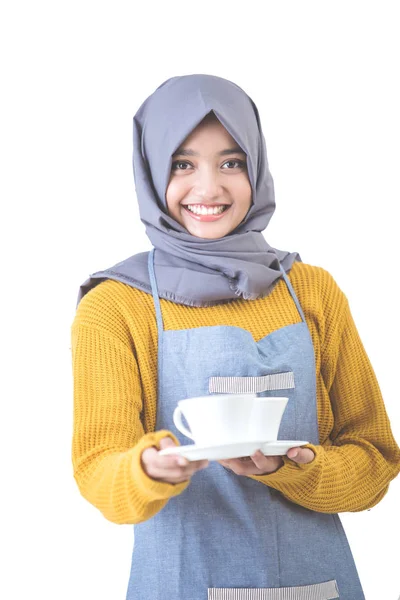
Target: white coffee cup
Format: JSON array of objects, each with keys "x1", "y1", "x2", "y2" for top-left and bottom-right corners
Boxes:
[
  {"x1": 173, "y1": 393, "x2": 257, "y2": 446},
  {"x1": 247, "y1": 396, "x2": 288, "y2": 441},
  {"x1": 173, "y1": 394, "x2": 288, "y2": 446}
]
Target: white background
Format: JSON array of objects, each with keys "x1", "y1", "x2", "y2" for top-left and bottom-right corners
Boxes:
[{"x1": 1, "y1": 1, "x2": 399, "y2": 599}]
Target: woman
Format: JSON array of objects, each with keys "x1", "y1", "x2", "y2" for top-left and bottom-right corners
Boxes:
[{"x1": 71, "y1": 74, "x2": 400, "y2": 600}]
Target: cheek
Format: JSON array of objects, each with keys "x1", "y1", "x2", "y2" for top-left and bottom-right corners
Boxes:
[
  {"x1": 165, "y1": 179, "x2": 185, "y2": 212},
  {"x1": 236, "y1": 178, "x2": 253, "y2": 210}
]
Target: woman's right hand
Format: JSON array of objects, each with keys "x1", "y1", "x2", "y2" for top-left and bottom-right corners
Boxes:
[{"x1": 141, "y1": 436, "x2": 209, "y2": 484}]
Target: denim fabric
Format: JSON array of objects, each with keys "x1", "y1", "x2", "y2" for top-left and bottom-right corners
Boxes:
[{"x1": 125, "y1": 249, "x2": 365, "y2": 600}]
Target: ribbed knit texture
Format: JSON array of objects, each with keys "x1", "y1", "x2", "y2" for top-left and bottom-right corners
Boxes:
[{"x1": 71, "y1": 262, "x2": 400, "y2": 523}]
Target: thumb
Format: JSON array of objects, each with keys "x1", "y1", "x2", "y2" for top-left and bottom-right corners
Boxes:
[
  {"x1": 286, "y1": 447, "x2": 315, "y2": 464},
  {"x1": 158, "y1": 436, "x2": 179, "y2": 450}
]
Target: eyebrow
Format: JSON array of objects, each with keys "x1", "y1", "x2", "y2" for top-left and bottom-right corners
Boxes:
[{"x1": 172, "y1": 146, "x2": 246, "y2": 157}]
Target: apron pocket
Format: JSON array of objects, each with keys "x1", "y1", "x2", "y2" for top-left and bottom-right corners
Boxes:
[
  {"x1": 208, "y1": 579, "x2": 339, "y2": 599},
  {"x1": 209, "y1": 372, "x2": 295, "y2": 394}
]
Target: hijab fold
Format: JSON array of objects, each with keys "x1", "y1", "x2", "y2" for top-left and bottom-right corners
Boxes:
[{"x1": 77, "y1": 74, "x2": 300, "y2": 308}]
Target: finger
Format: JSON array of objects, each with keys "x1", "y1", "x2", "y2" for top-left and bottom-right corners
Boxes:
[
  {"x1": 158, "y1": 436, "x2": 179, "y2": 449},
  {"x1": 155, "y1": 454, "x2": 209, "y2": 479},
  {"x1": 191, "y1": 459, "x2": 210, "y2": 470},
  {"x1": 156, "y1": 443, "x2": 208, "y2": 471},
  {"x1": 217, "y1": 458, "x2": 251, "y2": 476},
  {"x1": 153, "y1": 461, "x2": 208, "y2": 483},
  {"x1": 174, "y1": 456, "x2": 210, "y2": 472},
  {"x1": 250, "y1": 450, "x2": 283, "y2": 473},
  {"x1": 141, "y1": 444, "x2": 206, "y2": 483},
  {"x1": 250, "y1": 450, "x2": 271, "y2": 470},
  {"x1": 142, "y1": 446, "x2": 181, "y2": 474},
  {"x1": 286, "y1": 447, "x2": 315, "y2": 464},
  {"x1": 144, "y1": 452, "x2": 189, "y2": 481}
]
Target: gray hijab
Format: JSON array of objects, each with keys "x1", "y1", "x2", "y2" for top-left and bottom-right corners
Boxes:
[{"x1": 77, "y1": 74, "x2": 300, "y2": 308}]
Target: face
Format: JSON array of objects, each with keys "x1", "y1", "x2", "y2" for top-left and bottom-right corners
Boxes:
[{"x1": 165, "y1": 114, "x2": 252, "y2": 239}]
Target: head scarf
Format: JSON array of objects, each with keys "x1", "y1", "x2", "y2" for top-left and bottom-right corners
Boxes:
[{"x1": 77, "y1": 74, "x2": 300, "y2": 307}]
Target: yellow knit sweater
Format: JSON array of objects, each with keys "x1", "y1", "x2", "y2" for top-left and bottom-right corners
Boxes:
[{"x1": 71, "y1": 261, "x2": 400, "y2": 524}]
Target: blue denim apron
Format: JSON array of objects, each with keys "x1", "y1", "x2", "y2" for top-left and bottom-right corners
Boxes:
[{"x1": 126, "y1": 249, "x2": 365, "y2": 600}]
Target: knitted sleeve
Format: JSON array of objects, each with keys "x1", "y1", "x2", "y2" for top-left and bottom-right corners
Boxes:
[
  {"x1": 251, "y1": 272, "x2": 400, "y2": 512},
  {"x1": 71, "y1": 292, "x2": 189, "y2": 525}
]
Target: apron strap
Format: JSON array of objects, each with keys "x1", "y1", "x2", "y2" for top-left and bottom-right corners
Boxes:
[
  {"x1": 148, "y1": 248, "x2": 165, "y2": 333},
  {"x1": 279, "y1": 264, "x2": 307, "y2": 323}
]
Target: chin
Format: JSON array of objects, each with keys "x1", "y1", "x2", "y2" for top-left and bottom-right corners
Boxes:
[{"x1": 192, "y1": 229, "x2": 228, "y2": 240}]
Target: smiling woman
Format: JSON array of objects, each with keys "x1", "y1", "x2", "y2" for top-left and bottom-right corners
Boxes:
[
  {"x1": 71, "y1": 74, "x2": 400, "y2": 600},
  {"x1": 165, "y1": 112, "x2": 252, "y2": 239}
]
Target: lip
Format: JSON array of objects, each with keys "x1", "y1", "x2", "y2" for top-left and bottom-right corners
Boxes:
[{"x1": 182, "y1": 204, "x2": 231, "y2": 222}]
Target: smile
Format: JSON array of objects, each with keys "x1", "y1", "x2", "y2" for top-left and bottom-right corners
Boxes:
[
  {"x1": 184, "y1": 204, "x2": 230, "y2": 216},
  {"x1": 182, "y1": 204, "x2": 231, "y2": 222},
  {"x1": 185, "y1": 204, "x2": 228, "y2": 215}
]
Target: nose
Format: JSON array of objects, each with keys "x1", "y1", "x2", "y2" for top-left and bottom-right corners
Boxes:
[{"x1": 193, "y1": 167, "x2": 224, "y2": 201}]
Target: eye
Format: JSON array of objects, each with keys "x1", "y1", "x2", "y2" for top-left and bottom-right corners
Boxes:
[
  {"x1": 171, "y1": 160, "x2": 192, "y2": 171},
  {"x1": 222, "y1": 160, "x2": 246, "y2": 169}
]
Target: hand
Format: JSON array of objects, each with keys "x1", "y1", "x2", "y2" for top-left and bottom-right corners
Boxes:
[
  {"x1": 218, "y1": 446, "x2": 315, "y2": 476},
  {"x1": 218, "y1": 450, "x2": 283, "y2": 476},
  {"x1": 141, "y1": 436, "x2": 209, "y2": 484}
]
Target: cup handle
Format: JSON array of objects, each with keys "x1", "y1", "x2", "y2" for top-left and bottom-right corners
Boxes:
[{"x1": 173, "y1": 407, "x2": 194, "y2": 440}]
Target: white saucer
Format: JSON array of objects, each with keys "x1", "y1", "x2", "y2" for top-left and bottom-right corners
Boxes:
[
  {"x1": 261, "y1": 440, "x2": 309, "y2": 456},
  {"x1": 159, "y1": 440, "x2": 309, "y2": 462}
]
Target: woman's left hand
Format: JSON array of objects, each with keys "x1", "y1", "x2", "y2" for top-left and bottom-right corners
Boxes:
[{"x1": 218, "y1": 446, "x2": 315, "y2": 476}]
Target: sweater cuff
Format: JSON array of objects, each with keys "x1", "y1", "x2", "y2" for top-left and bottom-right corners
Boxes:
[
  {"x1": 249, "y1": 444, "x2": 321, "y2": 486},
  {"x1": 131, "y1": 430, "x2": 190, "y2": 501}
]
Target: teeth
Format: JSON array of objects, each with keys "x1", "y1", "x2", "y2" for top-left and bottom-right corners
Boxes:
[{"x1": 186, "y1": 205, "x2": 228, "y2": 215}]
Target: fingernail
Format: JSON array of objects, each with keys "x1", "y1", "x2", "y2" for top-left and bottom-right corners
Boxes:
[{"x1": 177, "y1": 457, "x2": 187, "y2": 466}]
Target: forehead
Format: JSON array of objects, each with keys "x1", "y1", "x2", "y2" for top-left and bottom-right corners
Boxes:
[{"x1": 175, "y1": 114, "x2": 244, "y2": 155}]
